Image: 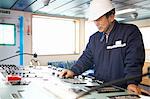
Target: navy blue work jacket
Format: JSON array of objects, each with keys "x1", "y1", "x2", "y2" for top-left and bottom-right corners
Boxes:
[{"x1": 71, "y1": 20, "x2": 145, "y2": 88}]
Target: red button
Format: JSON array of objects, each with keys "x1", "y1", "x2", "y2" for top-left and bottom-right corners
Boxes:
[{"x1": 7, "y1": 75, "x2": 21, "y2": 81}]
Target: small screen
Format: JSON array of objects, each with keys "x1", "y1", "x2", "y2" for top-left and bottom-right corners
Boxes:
[{"x1": 0, "y1": 23, "x2": 16, "y2": 46}]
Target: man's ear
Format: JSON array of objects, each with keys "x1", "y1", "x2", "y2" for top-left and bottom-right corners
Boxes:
[{"x1": 109, "y1": 14, "x2": 115, "y2": 22}]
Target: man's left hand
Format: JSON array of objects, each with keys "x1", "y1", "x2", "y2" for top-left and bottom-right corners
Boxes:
[{"x1": 127, "y1": 84, "x2": 141, "y2": 94}]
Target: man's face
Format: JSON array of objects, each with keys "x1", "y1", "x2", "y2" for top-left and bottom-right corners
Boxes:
[{"x1": 94, "y1": 14, "x2": 115, "y2": 33}]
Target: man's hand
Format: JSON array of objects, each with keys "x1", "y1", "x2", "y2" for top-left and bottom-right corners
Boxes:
[
  {"x1": 127, "y1": 84, "x2": 141, "y2": 94},
  {"x1": 59, "y1": 69, "x2": 75, "y2": 78}
]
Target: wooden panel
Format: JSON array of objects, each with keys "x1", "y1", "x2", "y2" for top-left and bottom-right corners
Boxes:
[
  {"x1": 61, "y1": 2, "x2": 89, "y2": 17},
  {"x1": 36, "y1": 0, "x2": 73, "y2": 13},
  {"x1": 134, "y1": 0, "x2": 150, "y2": 6},
  {"x1": 0, "y1": 0, "x2": 18, "y2": 8},
  {"x1": 124, "y1": 0, "x2": 144, "y2": 5},
  {"x1": 49, "y1": 0, "x2": 90, "y2": 14},
  {"x1": 12, "y1": 0, "x2": 36, "y2": 10},
  {"x1": 0, "y1": 0, "x2": 150, "y2": 22},
  {"x1": 25, "y1": 0, "x2": 45, "y2": 12}
]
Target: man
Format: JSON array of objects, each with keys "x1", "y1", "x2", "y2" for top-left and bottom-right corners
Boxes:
[{"x1": 60, "y1": 0, "x2": 145, "y2": 94}]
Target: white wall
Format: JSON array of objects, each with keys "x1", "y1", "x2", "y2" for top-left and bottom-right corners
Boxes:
[
  {"x1": 0, "y1": 8, "x2": 32, "y2": 66},
  {"x1": 1, "y1": 8, "x2": 150, "y2": 66},
  {"x1": 0, "y1": 8, "x2": 86, "y2": 66}
]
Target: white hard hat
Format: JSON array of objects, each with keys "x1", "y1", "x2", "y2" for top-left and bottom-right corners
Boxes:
[{"x1": 88, "y1": 0, "x2": 114, "y2": 21}]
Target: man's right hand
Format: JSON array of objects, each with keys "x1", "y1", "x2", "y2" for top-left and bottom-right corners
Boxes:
[{"x1": 59, "y1": 69, "x2": 75, "y2": 78}]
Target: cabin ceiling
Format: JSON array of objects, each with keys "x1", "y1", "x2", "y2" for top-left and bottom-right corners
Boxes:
[{"x1": 0, "y1": 0, "x2": 150, "y2": 22}]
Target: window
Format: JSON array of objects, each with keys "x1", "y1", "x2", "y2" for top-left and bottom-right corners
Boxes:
[
  {"x1": 140, "y1": 27, "x2": 150, "y2": 49},
  {"x1": 32, "y1": 15, "x2": 79, "y2": 55},
  {"x1": 85, "y1": 21, "x2": 98, "y2": 45},
  {"x1": 0, "y1": 23, "x2": 16, "y2": 46},
  {"x1": 140, "y1": 26, "x2": 150, "y2": 61}
]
